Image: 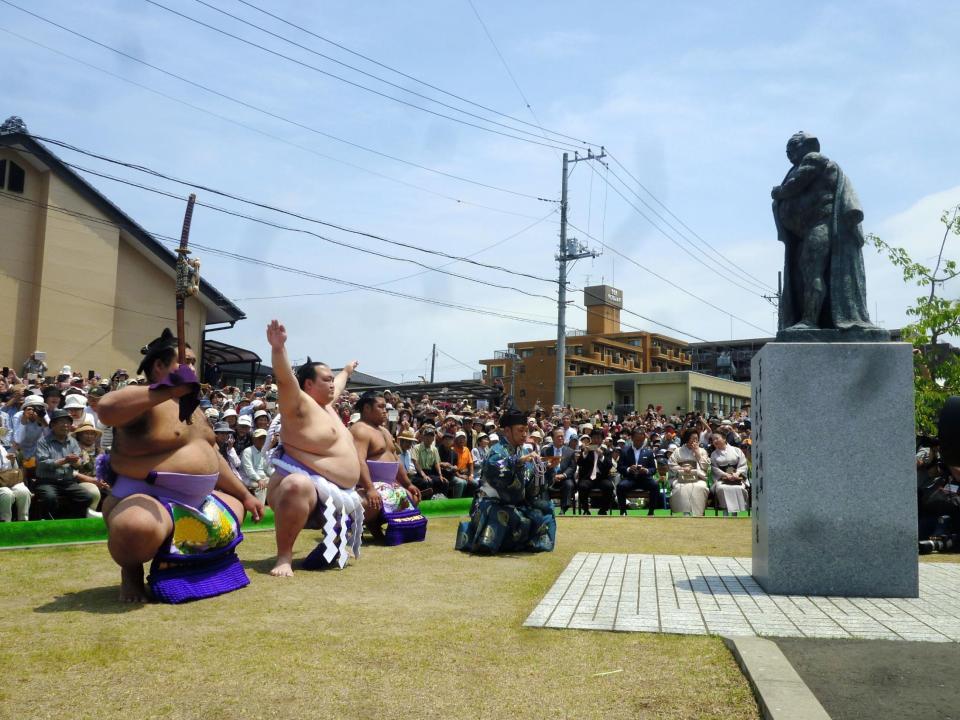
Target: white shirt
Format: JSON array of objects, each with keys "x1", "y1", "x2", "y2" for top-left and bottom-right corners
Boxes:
[{"x1": 241, "y1": 444, "x2": 269, "y2": 485}]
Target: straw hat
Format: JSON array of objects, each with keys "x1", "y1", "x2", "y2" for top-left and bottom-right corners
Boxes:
[
  {"x1": 72, "y1": 421, "x2": 101, "y2": 437},
  {"x1": 397, "y1": 428, "x2": 417, "y2": 443}
]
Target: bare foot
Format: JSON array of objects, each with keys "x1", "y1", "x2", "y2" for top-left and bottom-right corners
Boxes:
[
  {"x1": 119, "y1": 565, "x2": 149, "y2": 603},
  {"x1": 270, "y1": 554, "x2": 295, "y2": 577}
]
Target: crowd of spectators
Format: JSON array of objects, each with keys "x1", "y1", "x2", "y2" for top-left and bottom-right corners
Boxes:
[
  {"x1": 339, "y1": 392, "x2": 753, "y2": 517},
  {"x1": 0, "y1": 350, "x2": 753, "y2": 522}
]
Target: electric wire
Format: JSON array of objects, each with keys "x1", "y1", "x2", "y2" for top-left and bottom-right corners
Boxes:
[
  {"x1": 0, "y1": 191, "x2": 569, "y2": 328},
  {"x1": 145, "y1": 0, "x2": 574, "y2": 152},
  {"x1": 0, "y1": 192, "x2": 733, "y2": 341},
  {"x1": 72, "y1": 164, "x2": 560, "y2": 303},
  {"x1": 0, "y1": 266, "x2": 175, "y2": 321},
  {"x1": 570, "y1": 302, "x2": 708, "y2": 342},
  {"x1": 464, "y1": 0, "x2": 544, "y2": 136},
  {"x1": 232, "y1": 209, "x2": 559, "y2": 300},
  {"x1": 234, "y1": 0, "x2": 600, "y2": 148},
  {"x1": 0, "y1": 0, "x2": 553, "y2": 202},
  {"x1": 36, "y1": 148, "x2": 757, "y2": 338},
  {"x1": 605, "y1": 149, "x2": 777, "y2": 292},
  {"x1": 565, "y1": 219, "x2": 773, "y2": 335},
  {"x1": 436, "y1": 348, "x2": 479, "y2": 372},
  {"x1": 596, "y1": 164, "x2": 769, "y2": 297},
  {"x1": 0, "y1": 26, "x2": 545, "y2": 221},
  {"x1": 184, "y1": 0, "x2": 588, "y2": 152},
  {"x1": 4, "y1": 160, "x2": 558, "y2": 304},
  {"x1": 24, "y1": 134, "x2": 561, "y2": 286}
]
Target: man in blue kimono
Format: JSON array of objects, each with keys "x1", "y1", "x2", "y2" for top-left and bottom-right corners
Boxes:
[{"x1": 455, "y1": 409, "x2": 556, "y2": 554}]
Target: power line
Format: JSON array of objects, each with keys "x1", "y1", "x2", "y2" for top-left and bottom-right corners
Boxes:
[
  {"x1": 1, "y1": 191, "x2": 736, "y2": 343},
  {"x1": 24, "y1": 134, "x2": 561, "y2": 286},
  {"x1": 184, "y1": 0, "x2": 588, "y2": 152},
  {"x1": 231, "y1": 209, "x2": 559, "y2": 300},
  {"x1": 0, "y1": 191, "x2": 570, "y2": 329},
  {"x1": 3, "y1": 164, "x2": 556, "y2": 305},
  {"x1": 62, "y1": 147, "x2": 767, "y2": 339},
  {"x1": 229, "y1": 292, "x2": 559, "y2": 322},
  {"x1": 565, "y1": 219, "x2": 773, "y2": 336},
  {"x1": 0, "y1": 0, "x2": 553, "y2": 202},
  {"x1": 596, "y1": 164, "x2": 769, "y2": 297},
  {"x1": 4, "y1": 183, "x2": 716, "y2": 341},
  {"x1": 436, "y1": 348, "x2": 479, "y2": 372},
  {"x1": 234, "y1": 0, "x2": 599, "y2": 148},
  {"x1": 464, "y1": 0, "x2": 544, "y2": 134},
  {"x1": 67, "y1": 162, "x2": 561, "y2": 304},
  {"x1": 145, "y1": 0, "x2": 574, "y2": 153},
  {"x1": 569, "y1": 302, "x2": 708, "y2": 343},
  {"x1": 0, "y1": 265, "x2": 175, "y2": 321},
  {"x1": 0, "y1": 26, "x2": 545, "y2": 222},
  {"x1": 605, "y1": 149, "x2": 777, "y2": 292}
]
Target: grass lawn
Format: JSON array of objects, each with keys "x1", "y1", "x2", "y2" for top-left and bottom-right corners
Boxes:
[{"x1": 1, "y1": 516, "x2": 773, "y2": 719}]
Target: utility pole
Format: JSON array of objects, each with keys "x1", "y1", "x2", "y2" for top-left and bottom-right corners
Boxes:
[
  {"x1": 554, "y1": 148, "x2": 605, "y2": 408},
  {"x1": 762, "y1": 271, "x2": 782, "y2": 332},
  {"x1": 430, "y1": 343, "x2": 436, "y2": 383}
]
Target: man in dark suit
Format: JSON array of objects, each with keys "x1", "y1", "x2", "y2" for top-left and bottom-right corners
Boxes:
[
  {"x1": 542, "y1": 428, "x2": 575, "y2": 514},
  {"x1": 617, "y1": 427, "x2": 660, "y2": 516},
  {"x1": 575, "y1": 428, "x2": 615, "y2": 515}
]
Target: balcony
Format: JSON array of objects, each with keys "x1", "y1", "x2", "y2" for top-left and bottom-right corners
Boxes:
[{"x1": 493, "y1": 350, "x2": 518, "y2": 359}]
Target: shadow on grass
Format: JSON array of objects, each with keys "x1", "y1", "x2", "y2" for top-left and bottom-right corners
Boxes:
[
  {"x1": 34, "y1": 585, "x2": 145, "y2": 614},
  {"x1": 242, "y1": 557, "x2": 284, "y2": 575}
]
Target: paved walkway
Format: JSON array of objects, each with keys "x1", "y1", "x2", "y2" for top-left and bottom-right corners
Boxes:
[{"x1": 524, "y1": 553, "x2": 960, "y2": 641}]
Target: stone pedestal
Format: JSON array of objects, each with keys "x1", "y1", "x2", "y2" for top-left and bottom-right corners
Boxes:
[{"x1": 751, "y1": 342, "x2": 918, "y2": 597}]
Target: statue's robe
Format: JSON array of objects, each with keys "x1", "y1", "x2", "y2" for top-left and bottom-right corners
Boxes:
[{"x1": 774, "y1": 156, "x2": 873, "y2": 331}]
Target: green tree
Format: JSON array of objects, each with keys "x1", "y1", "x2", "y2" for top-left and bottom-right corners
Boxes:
[{"x1": 870, "y1": 204, "x2": 960, "y2": 434}]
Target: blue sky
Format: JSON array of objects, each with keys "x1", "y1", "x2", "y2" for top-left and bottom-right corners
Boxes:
[{"x1": 2, "y1": 0, "x2": 958, "y2": 382}]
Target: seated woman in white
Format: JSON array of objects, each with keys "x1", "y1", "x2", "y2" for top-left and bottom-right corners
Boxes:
[
  {"x1": 709, "y1": 432, "x2": 749, "y2": 515},
  {"x1": 0, "y1": 442, "x2": 31, "y2": 521},
  {"x1": 667, "y1": 428, "x2": 710, "y2": 516}
]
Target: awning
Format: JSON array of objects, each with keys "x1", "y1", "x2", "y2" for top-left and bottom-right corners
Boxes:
[{"x1": 203, "y1": 339, "x2": 261, "y2": 366}]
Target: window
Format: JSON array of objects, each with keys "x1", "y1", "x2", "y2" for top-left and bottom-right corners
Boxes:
[
  {"x1": 5, "y1": 160, "x2": 25, "y2": 193},
  {"x1": 519, "y1": 389, "x2": 526, "y2": 398},
  {"x1": 490, "y1": 365, "x2": 504, "y2": 378},
  {"x1": 0, "y1": 159, "x2": 5, "y2": 188},
  {"x1": 520, "y1": 349, "x2": 534, "y2": 358},
  {"x1": 568, "y1": 363, "x2": 576, "y2": 372},
  {"x1": 518, "y1": 364, "x2": 525, "y2": 374},
  {"x1": 547, "y1": 347, "x2": 556, "y2": 356}
]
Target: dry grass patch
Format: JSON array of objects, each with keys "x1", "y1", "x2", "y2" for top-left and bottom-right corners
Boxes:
[{"x1": 0, "y1": 516, "x2": 767, "y2": 719}]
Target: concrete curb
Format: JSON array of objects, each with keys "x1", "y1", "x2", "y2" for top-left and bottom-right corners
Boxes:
[{"x1": 723, "y1": 635, "x2": 831, "y2": 720}]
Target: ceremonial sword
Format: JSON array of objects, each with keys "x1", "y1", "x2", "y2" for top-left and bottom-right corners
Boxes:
[{"x1": 175, "y1": 193, "x2": 201, "y2": 421}]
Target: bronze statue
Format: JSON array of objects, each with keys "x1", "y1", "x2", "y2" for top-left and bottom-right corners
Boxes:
[{"x1": 772, "y1": 132, "x2": 888, "y2": 341}]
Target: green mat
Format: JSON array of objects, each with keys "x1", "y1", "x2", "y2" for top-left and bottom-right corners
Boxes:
[
  {"x1": 0, "y1": 499, "x2": 748, "y2": 549},
  {"x1": 0, "y1": 498, "x2": 475, "y2": 548}
]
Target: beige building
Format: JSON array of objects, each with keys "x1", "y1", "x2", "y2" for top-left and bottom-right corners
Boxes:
[
  {"x1": 480, "y1": 285, "x2": 692, "y2": 407},
  {"x1": 0, "y1": 118, "x2": 244, "y2": 377},
  {"x1": 566, "y1": 370, "x2": 751, "y2": 417}
]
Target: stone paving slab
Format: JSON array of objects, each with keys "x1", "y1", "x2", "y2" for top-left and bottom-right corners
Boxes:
[{"x1": 524, "y1": 553, "x2": 960, "y2": 642}]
